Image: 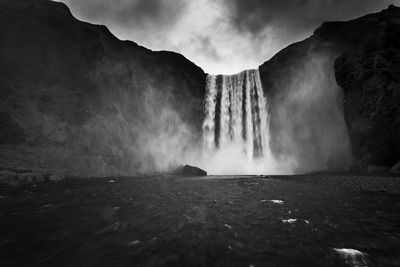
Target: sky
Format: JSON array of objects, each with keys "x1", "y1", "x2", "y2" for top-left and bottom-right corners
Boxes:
[{"x1": 60, "y1": 0, "x2": 397, "y2": 74}]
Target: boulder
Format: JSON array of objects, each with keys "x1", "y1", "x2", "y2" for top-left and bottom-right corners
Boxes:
[{"x1": 182, "y1": 165, "x2": 207, "y2": 177}]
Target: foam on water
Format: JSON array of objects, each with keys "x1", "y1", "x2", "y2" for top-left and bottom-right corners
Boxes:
[{"x1": 333, "y1": 248, "x2": 369, "y2": 267}]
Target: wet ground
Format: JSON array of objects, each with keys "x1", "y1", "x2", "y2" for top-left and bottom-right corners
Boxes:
[{"x1": 0, "y1": 175, "x2": 400, "y2": 267}]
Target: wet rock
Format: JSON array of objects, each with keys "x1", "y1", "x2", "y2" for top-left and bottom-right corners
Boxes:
[{"x1": 181, "y1": 165, "x2": 207, "y2": 177}]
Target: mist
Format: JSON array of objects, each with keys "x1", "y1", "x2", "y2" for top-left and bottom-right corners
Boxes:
[
  {"x1": 133, "y1": 87, "x2": 201, "y2": 173},
  {"x1": 131, "y1": 51, "x2": 353, "y2": 176},
  {"x1": 268, "y1": 52, "x2": 352, "y2": 173}
]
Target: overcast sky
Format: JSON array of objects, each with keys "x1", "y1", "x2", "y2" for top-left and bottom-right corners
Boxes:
[{"x1": 60, "y1": 0, "x2": 397, "y2": 74}]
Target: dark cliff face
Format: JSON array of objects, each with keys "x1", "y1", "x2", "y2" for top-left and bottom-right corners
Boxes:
[
  {"x1": 259, "y1": 5, "x2": 400, "y2": 172},
  {"x1": 335, "y1": 5, "x2": 400, "y2": 168},
  {"x1": 0, "y1": 0, "x2": 206, "y2": 175}
]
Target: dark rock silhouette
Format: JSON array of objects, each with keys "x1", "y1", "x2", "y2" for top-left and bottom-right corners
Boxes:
[
  {"x1": 182, "y1": 165, "x2": 207, "y2": 176},
  {"x1": 170, "y1": 165, "x2": 207, "y2": 176}
]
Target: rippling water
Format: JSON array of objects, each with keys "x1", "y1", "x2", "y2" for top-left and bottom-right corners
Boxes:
[{"x1": 1, "y1": 175, "x2": 399, "y2": 266}]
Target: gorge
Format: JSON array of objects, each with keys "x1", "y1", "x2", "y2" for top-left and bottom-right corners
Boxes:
[
  {"x1": 0, "y1": 0, "x2": 399, "y2": 177},
  {"x1": 2, "y1": 2, "x2": 400, "y2": 266}
]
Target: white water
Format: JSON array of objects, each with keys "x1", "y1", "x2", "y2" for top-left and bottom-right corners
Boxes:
[
  {"x1": 333, "y1": 248, "x2": 369, "y2": 267},
  {"x1": 202, "y1": 75, "x2": 217, "y2": 150},
  {"x1": 201, "y1": 69, "x2": 279, "y2": 174}
]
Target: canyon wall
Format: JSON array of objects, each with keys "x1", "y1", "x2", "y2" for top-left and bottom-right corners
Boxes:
[
  {"x1": 0, "y1": 0, "x2": 206, "y2": 176},
  {"x1": 259, "y1": 5, "x2": 400, "y2": 172},
  {"x1": 1, "y1": 0, "x2": 399, "y2": 175}
]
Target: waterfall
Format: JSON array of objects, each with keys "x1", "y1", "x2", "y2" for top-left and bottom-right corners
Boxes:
[
  {"x1": 202, "y1": 75, "x2": 217, "y2": 150},
  {"x1": 202, "y1": 69, "x2": 273, "y2": 165}
]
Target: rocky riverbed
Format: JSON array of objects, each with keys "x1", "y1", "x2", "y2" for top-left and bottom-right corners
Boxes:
[{"x1": 1, "y1": 175, "x2": 400, "y2": 267}]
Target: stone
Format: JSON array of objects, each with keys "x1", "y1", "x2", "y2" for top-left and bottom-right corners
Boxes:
[{"x1": 182, "y1": 165, "x2": 207, "y2": 177}]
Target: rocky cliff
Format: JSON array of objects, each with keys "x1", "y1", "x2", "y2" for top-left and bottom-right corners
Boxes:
[
  {"x1": 335, "y1": 6, "x2": 400, "y2": 169},
  {"x1": 259, "y1": 5, "x2": 400, "y2": 172},
  {"x1": 0, "y1": 0, "x2": 206, "y2": 176}
]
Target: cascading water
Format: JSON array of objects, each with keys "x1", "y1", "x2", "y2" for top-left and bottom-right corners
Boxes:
[{"x1": 201, "y1": 69, "x2": 276, "y2": 174}]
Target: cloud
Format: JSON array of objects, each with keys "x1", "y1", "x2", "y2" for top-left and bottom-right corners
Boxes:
[
  {"x1": 224, "y1": 0, "x2": 394, "y2": 38},
  {"x1": 62, "y1": 0, "x2": 187, "y2": 31},
  {"x1": 59, "y1": 0, "x2": 397, "y2": 74}
]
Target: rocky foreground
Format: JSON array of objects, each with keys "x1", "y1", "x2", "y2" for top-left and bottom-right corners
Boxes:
[{"x1": 1, "y1": 175, "x2": 399, "y2": 267}]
